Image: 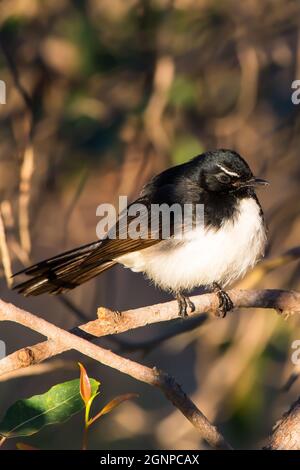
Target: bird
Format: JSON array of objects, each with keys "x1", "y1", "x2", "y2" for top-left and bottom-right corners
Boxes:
[{"x1": 13, "y1": 149, "x2": 268, "y2": 318}]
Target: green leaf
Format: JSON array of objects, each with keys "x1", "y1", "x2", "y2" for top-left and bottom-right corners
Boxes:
[{"x1": 0, "y1": 378, "x2": 100, "y2": 438}]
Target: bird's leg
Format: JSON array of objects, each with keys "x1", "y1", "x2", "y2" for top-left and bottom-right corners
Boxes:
[
  {"x1": 186, "y1": 296, "x2": 196, "y2": 313},
  {"x1": 212, "y1": 282, "x2": 234, "y2": 318},
  {"x1": 175, "y1": 292, "x2": 195, "y2": 318},
  {"x1": 176, "y1": 292, "x2": 188, "y2": 318}
]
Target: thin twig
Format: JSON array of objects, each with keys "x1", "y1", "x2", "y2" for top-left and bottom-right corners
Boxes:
[
  {"x1": 0, "y1": 289, "x2": 300, "y2": 448},
  {"x1": 0, "y1": 200, "x2": 30, "y2": 266},
  {"x1": 1, "y1": 289, "x2": 300, "y2": 379},
  {"x1": 0, "y1": 206, "x2": 13, "y2": 287},
  {"x1": 59, "y1": 293, "x2": 208, "y2": 352},
  {"x1": 18, "y1": 145, "x2": 34, "y2": 255},
  {"x1": 0, "y1": 297, "x2": 231, "y2": 449},
  {"x1": 0, "y1": 34, "x2": 35, "y2": 257},
  {"x1": 281, "y1": 371, "x2": 300, "y2": 392}
]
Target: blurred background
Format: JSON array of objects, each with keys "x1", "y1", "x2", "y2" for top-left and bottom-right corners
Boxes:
[{"x1": 0, "y1": 0, "x2": 300, "y2": 450}]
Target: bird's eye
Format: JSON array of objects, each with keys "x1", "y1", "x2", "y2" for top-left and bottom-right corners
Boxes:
[{"x1": 216, "y1": 173, "x2": 231, "y2": 184}]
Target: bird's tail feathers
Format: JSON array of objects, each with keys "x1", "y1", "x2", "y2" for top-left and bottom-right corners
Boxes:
[{"x1": 13, "y1": 241, "x2": 116, "y2": 296}]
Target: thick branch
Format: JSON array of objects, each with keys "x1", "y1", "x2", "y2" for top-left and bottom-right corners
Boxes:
[
  {"x1": 0, "y1": 289, "x2": 299, "y2": 378},
  {"x1": 265, "y1": 396, "x2": 300, "y2": 450},
  {"x1": 0, "y1": 297, "x2": 230, "y2": 450}
]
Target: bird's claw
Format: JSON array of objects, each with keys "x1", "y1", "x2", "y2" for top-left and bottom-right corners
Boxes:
[
  {"x1": 213, "y1": 283, "x2": 234, "y2": 318},
  {"x1": 176, "y1": 294, "x2": 195, "y2": 318}
]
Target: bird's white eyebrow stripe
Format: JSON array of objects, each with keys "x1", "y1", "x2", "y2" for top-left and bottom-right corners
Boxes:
[{"x1": 216, "y1": 164, "x2": 240, "y2": 177}]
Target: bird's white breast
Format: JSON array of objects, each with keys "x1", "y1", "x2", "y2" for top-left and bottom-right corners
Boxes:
[{"x1": 116, "y1": 198, "x2": 266, "y2": 292}]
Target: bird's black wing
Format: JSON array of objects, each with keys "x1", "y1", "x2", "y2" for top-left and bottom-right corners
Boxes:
[{"x1": 13, "y1": 194, "x2": 173, "y2": 295}]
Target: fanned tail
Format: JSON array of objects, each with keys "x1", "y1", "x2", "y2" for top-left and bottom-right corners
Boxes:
[{"x1": 13, "y1": 241, "x2": 116, "y2": 296}]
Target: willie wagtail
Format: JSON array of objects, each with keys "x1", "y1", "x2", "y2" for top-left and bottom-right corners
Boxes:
[{"x1": 13, "y1": 149, "x2": 268, "y2": 317}]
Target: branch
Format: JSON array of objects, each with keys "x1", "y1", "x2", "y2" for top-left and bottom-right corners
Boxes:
[
  {"x1": 1, "y1": 289, "x2": 300, "y2": 379},
  {"x1": 265, "y1": 396, "x2": 300, "y2": 450},
  {"x1": 0, "y1": 297, "x2": 231, "y2": 450},
  {"x1": 1, "y1": 289, "x2": 299, "y2": 448}
]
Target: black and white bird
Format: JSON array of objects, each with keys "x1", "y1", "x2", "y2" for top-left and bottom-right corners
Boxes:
[{"x1": 13, "y1": 149, "x2": 268, "y2": 317}]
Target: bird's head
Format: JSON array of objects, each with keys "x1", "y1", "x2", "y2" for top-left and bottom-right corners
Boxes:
[{"x1": 195, "y1": 149, "x2": 268, "y2": 193}]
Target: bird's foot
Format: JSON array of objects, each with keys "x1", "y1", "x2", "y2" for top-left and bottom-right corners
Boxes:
[
  {"x1": 175, "y1": 293, "x2": 195, "y2": 318},
  {"x1": 212, "y1": 282, "x2": 234, "y2": 318}
]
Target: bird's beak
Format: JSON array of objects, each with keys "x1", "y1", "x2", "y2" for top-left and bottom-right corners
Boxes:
[
  {"x1": 235, "y1": 177, "x2": 269, "y2": 188},
  {"x1": 251, "y1": 177, "x2": 269, "y2": 187}
]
